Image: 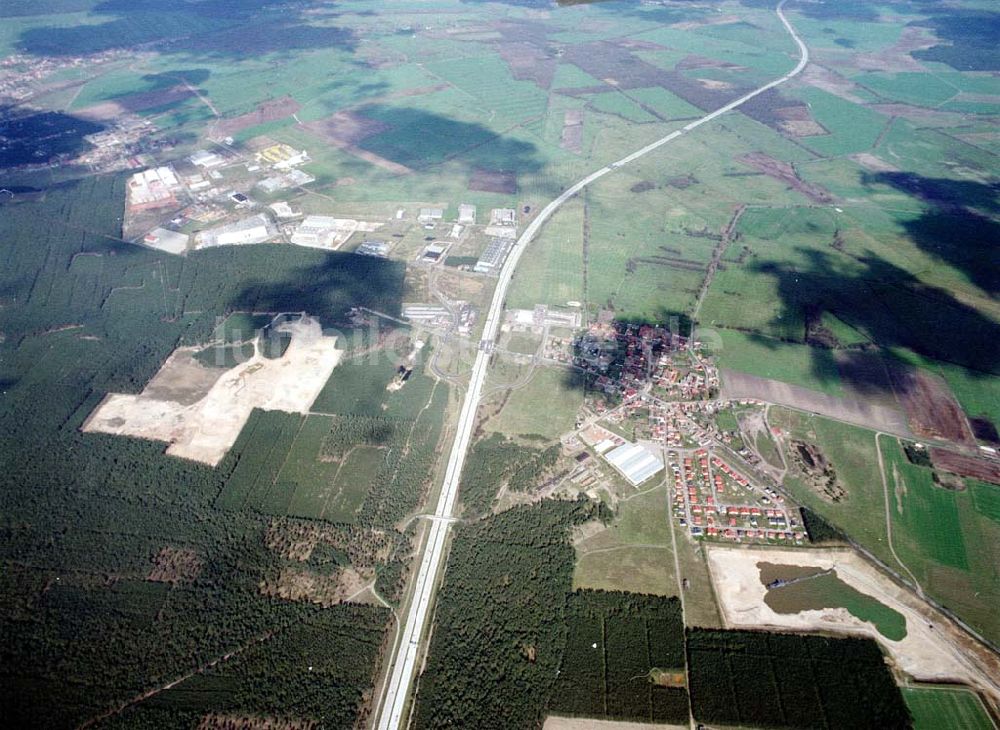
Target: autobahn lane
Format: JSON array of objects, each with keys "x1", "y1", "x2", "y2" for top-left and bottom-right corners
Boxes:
[{"x1": 374, "y1": 3, "x2": 808, "y2": 727}]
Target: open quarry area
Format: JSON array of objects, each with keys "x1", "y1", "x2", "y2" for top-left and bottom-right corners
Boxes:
[
  {"x1": 84, "y1": 315, "x2": 342, "y2": 465},
  {"x1": 706, "y1": 545, "x2": 1000, "y2": 701}
]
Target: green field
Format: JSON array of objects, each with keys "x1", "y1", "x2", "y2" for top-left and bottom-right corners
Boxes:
[
  {"x1": 7, "y1": 0, "x2": 1000, "y2": 723},
  {"x1": 772, "y1": 408, "x2": 1000, "y2": 644},
  {"x1": 902, "y1": 686, "x2": 995, "y2": 730},
  {"x1": 507, "y1": 198, "x2": 585, "y2": 310},
  {"x1": 485, "y1": 365, "x2": 584, "y2": 441},
  {"x1": 716, "y1": 331, "x2": 844, "y2": 397},
  {"x1": 574, "y1": 485, "x2": 678, "y2": 596}
]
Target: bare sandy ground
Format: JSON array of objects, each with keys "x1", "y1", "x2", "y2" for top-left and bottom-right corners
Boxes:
[
  {"x1": 544, "y1": 718, "x2": 686, "y2": 730},
  {"x1": 83, "y1": 316, "x2": 341, "y2": 466},
  {"x1": 705, "y1": 545, "x2": 1000, "y2": 703}
]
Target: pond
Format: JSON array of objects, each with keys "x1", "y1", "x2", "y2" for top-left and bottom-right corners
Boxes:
[{"x1": 758, "y1": 562, "x2": 908, "y2": 641}]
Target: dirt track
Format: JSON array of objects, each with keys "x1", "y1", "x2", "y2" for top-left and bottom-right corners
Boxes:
[
  {"x1": 705, "y1": 545, "x2": 1000, "y2": 703},
  {"x1": 83, "y1": 316, "x2": 341, "y2": 466},
  {"x1": 544, "y1": 718, "x2": 687, "y2": 730}
]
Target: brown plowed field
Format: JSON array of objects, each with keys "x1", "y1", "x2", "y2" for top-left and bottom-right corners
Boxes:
[
  {"x1": 930, "y1": 449, "x2": 1000, "y2": 485},
  {"x1": 889, "y1": 366, "x2": 975, "y2": 445},
  {"x1": 211, "y1": 96, "x2": 300, "y2": 138},
  {"x1": 469, "y1": 168, "x2": 517, "y2": 194},
  {"x1": 300, "y1": 110, "x2": 412, "y2": 175}
]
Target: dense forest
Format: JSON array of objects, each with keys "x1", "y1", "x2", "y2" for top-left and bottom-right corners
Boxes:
[
  {"x1": 800, "y1": 506, "x2": 847, "y2": 544},
  {"x1": 412, "y1": 499, "x2": 609, "y2": 729},
  {"x1": 687, "y1": 628, "x2": 911, "y2": 729},
  {"x1": 550, "y1": 590, "x2": 689, "y2": 724},
  {"x1": 0, "y1": 175, "x2": 405, "y2": 726}
]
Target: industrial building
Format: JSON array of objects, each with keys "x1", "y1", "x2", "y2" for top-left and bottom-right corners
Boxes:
[
  {"x1": 458, "y1": 204, "x2": 476, "y2": 224},
  {"x1": 256, "y1": 169, "x2": 315, "y2": 194},
  {"x1": 418, "y1": 208, "x2": 444, "y2": 223},
  {"x1": 490, "y1": 208, "x2": 516, "y2": 226},
  {"x1": 269, "y1": 201, "x2": 300, "y2": 219},
  {"x1": 256, "y1": 143, "x2": 308, "y2": 169},
  {"x1": 188, "y1": 149, "x2": 225, "y2": 168},
  {"x1": 509, "y1": 305, "x2": 582, "y2": 329},
  {"x1": 403, "y1": 304, "x2": 450, "y2": 323},
  {"x1": 142, "y1": 228, "x2": 189, "y2": 255},
  {"x1": 198, "y1": 214, "x2": 274, "y2": 248},
  {"x1": 127, "y1": 166, "x2": 179, "y2": 209},
  {"x1": 291, "y1": 215, "x2": 343, "y2": 248},
  {"x1": 474, "y1": 237, "x2": 515, "y2": 274},
  {"x1": 356, "y1": 240, "x2": 390, "y2": 258},
  {"x1": 421, "y1": 243, "x2": 447, "y2": 263},
  {"x1": 604, "y1": 442, "x2": 664, "y2": 486}
]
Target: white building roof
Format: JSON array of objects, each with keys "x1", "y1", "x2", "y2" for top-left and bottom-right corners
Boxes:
[{"x1": 604, "y1": 442, "x2": 664, "y2": 486}]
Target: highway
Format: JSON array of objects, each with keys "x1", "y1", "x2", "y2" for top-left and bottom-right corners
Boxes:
[{"x1": 373, "y1": 3, "x2": 808, "y2": 727}]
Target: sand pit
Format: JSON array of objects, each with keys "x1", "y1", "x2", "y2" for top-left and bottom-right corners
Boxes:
[
  {"x1": 705, "y1": 545, "x2": 1000, "y2": 702},
  {"x1": 83, "y1": 316, "x2": 342, "y2": 466}
]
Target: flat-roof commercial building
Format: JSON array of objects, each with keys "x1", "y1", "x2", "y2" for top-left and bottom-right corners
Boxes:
[
  {"x1": 604, "y1": 442, "x2": 664, "y2": 486},
  {"x1": 473, "y1": 237, "x2": 515, "y2": 274},
  {"x1": 143, "y1": 228, "x2": 189, "y2": 255},
  {"x1": 418, "y1": 208, "x2": 444, "y2": 223},
  {"x1": 458, "y1": 204, "x2": 476, "y2": 224},
  {"x1": 199, "y1": 214, "x2": 275, "y2": 248}
]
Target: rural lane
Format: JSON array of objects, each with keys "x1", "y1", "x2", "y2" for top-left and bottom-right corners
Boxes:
[{"x1": 373, "y1": 3, "x2": 809, "y2": 728}]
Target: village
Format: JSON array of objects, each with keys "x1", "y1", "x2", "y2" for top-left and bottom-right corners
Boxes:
[{"x1": 491, "y1": 311, "x2": 807, "y2": 546}]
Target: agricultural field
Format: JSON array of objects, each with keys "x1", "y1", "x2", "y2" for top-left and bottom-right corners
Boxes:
[
  {"x1": 573, "y1": 485, "x2": 678, "y2": 597},
  {"x1": 772, "y1": 407, "x2": 1000, "y2": 646},
  {"x1": 881, "y1": 437, "x2": 1000, "y2": 645},
  {"x1": 902, "y1": 686, "x2": 995, "y2": 730}
]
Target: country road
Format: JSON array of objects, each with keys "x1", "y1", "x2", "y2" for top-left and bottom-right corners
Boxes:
[{"x1": 373, "y1": 3, "x2": 810, "y2": 727}]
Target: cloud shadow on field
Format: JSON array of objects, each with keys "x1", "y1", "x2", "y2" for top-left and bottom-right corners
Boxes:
[
  {"x1": 861, "y1": 171, "x2": 1000, "y2": 298},
  {"x1": 17, "y1": 0, "x2": 359, "y2": 60},
  {"x1": 752, "y1": 248, "x2": 1000, "y2": 388},
  {"x1": 353, "y1": 105, "x2": 548, "y2": 175},
  {"x1": 204, "y1": 246, "x2": 407, "y2": 326}
]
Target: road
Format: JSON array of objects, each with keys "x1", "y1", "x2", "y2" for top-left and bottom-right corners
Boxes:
[{"x1": 373, "y1": 3, "x2": 809, "y2": 727}]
